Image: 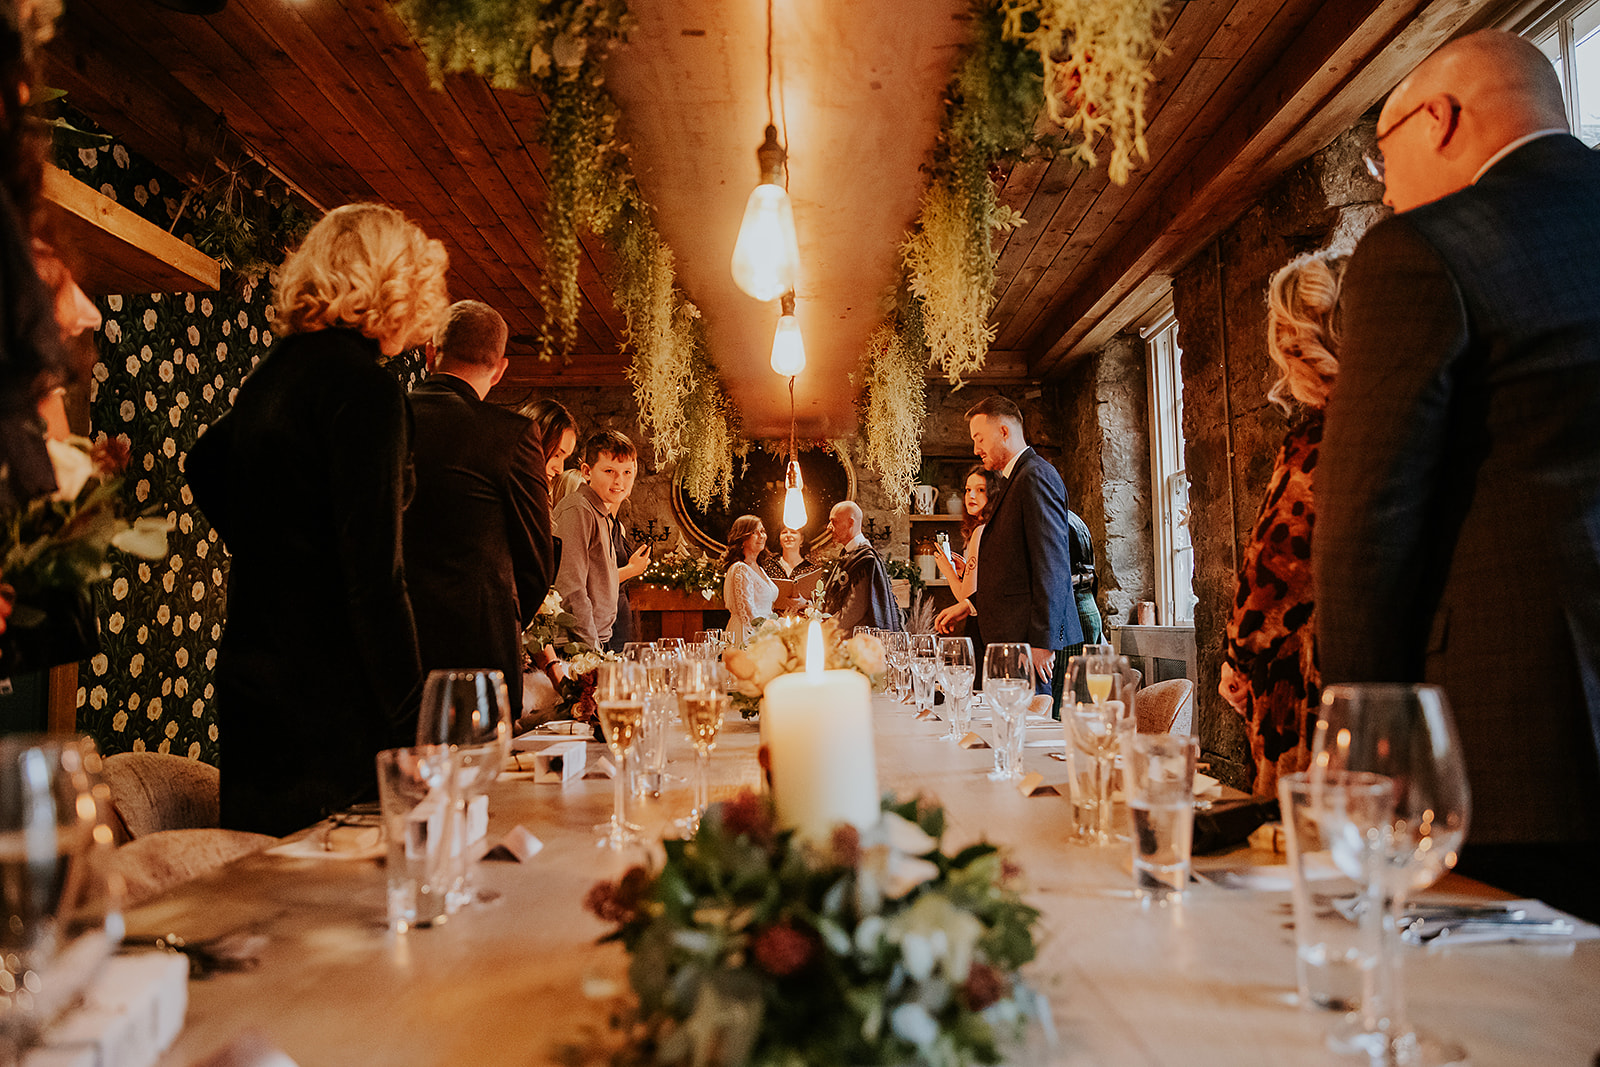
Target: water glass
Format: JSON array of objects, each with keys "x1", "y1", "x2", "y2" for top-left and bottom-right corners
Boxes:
[
  {"x1": 881, "y1": 631, "x2": 912, "y2": 704},
  {"x1": 1063, "y1": 653, "x2": 1133, "y2": 844},
  {"x1": 593, "y1": 662, "x2": 647, "y2": 848},
  {"x1": 983, "y1": 643, "x2": 1033, "y2": 780},
  {"x1": 636, "y1": 648, "x2": 674, "y2": 799},
  {"x1": 416, "y1": 669, "x2": 511, "y2": 910},
  {"x1": 1124, "y1": 732, "x2": 1199, "y2": 907},
  {"x1": 375, "y1": 745, "x2": 454, "y2": 932},
  {"x1": 937, "y1": 636, "x2": 975, "y2": 741},
  {"x1": 909, "y1": 633, "x2": 938, "y2": 715},
  {"x1": 1279, "y1": 770, "x2": 1396, "y2": 1013},
  {"x1": 0, "y1": 737, "x2": 120, "y2": 1060}
]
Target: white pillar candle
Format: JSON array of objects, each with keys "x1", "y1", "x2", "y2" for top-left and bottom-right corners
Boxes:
[{"x1": 763, "y1": 621, "x2": 880, "y2": 842}]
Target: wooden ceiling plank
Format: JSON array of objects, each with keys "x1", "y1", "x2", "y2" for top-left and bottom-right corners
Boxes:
[
  {"x1": 997, "y1": 0, "x2": 1302, "y2": 352},
  {"x1": 1031, "y1": 0, "x2": 1474, "y2": 373}
]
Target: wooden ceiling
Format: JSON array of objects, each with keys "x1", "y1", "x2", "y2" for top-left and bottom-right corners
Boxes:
[{"x1": 45, "y1": 0, "x2": 1487, "y2": 439}]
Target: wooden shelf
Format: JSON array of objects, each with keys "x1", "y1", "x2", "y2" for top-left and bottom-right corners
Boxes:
[
  {"x1": 909, "y1": 514, "x2": 963, "y2": 523},
  {"x1": 40, "y1": 165, "x2": 222, "y2": 295}
]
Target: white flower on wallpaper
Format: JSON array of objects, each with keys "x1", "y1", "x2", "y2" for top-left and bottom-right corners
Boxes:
[
  {"x1": 128, "y1": 693, "x2": 139, "y2": 710},
  {"x1": 187, "y1": 325, "x2": 200, "y2": 346},
  {"x1": 134, "y1": 185, "x2": 147, "y2": 207},
  {"x1": 212, "y1": 568, "x2": 223, "y2": 587},
  {"x1": 236, "y1": 311, "x2": 247, "y2": 329},
  {"x1": 179, "y1": 514, "x2": 193, "y2": 535},
  {"x1": 136, "y1": 625, "x2": 148, "y2": 644},
  {"x1": 221, "y1": 320, "x2": 230, "y2": 337},
  {"x1": 191, "y1": 699, "x2": 202, "y2": 717},
  {"x1": 202, "y1": 385, "x2": 213, "y2": 402},
  {"x1": 196, "y1": 541, "x2": 208, "y2": 559},
  {"x1": 249, "y1": 327, "x2": 259, "y2": 345},
  {"x1": 176, "y1": 647, "x2": 189, "y2": 668},
  {"x1": 129, "y1": 653, "x2": 143, "y2": 677},
  {"x1": 208, "y1": 724, "x2": 218, "y2": 742},
  {"x1": 112, "y1": 145, "x2": 128, "y2": 168},
  {"x1": 187, "y1": 612, "x2": 200, "y2": 631},
  {"x1": 215, "y1": 343, "x2": 227, "y2": 361},
  {"x1": 113, "y1": 711, "x2": 127, "y2": 732},
  {"x1": 149, "y1": 178, "x2": 159, "y2": 195},
  {"x1": 143, "y1": 309, "x2": 157, "y2": 330},
  {"x1": 90, "y1": 653, "x2": 107, "y2": 676},
  {"x1": 143, "y1": 393, "x2": 156, "y2": 412},
  {"x1": 190, "y1": 581, "x2": 203, "y2": 601},
  {"x1": 167, "y1": 408, "x2": 180, "y2": 428},
  {"x1": 88, "y1": 381, "x2": 97, "y2": 403},
  {"x1": 112, "y1": 577, "x2": 127, "y2": 600},
  {"x1": 201, "y1": 299, "x2": 212, "y2": 317},
  {"x1": 161, "y1": 572, "x2": 174, "y2": 593},
  {"x1": 108, "y1": 613, "x2": 123, "y2": 634},
  {"x1": 187, "y1": 743, "x2": 200, "y2": 759},
  {"x1": 163, "y1": 722, "x2": 177, "y2": 740},
  {"x1": 175, "y1": 678, "x2": 189, "y2": 698},
  {"x1": 146, "y1": 696, "x2": 162, "y2": 721},
  {"x1": 124, "y1": 354, "x2": 139, "y2": 375},
  {"x1": 108, "y1": 295, "x2": 122, "y2": 312},
  {"x1": 135, "y1": 479, "x2": 149, "y2": 502},
  {"x1": 186, "y1": 352, "x2": 199, "y2": 374},
  {"x1": 105, "y1": 320, "x2": 121, "y2": 343},
  {"x1": 99, "y1": 183, "x2": 115, "y2": 201},
  {"x1": 137, "y1": 563, "x2": 150, "y2": 582},
  {"x1": 90, "y1": 686, "x2": 106, "y2": 710},
  {"x1": 171, "y1": 618, "x2": 183, "y2": 636},
  {"x1": 77, "y1": 147, "x2": 97, "y2": 167},
  {"x1": 92, "y1": 363, "x2": 107, "y2": 382},
  {"x1": 156, "y1": 604, "x2": 169, "y2": 624},
  {"x1": 185, "y1": 294, "x2": 195, "y2": 313},
  {"x1": 143, "y1": 454, "x2": 153, "y2": 471},
  {"x1": 159, "y1": 360, "x2": 173, "y2": 382},
  {"x1": 179, "y1": 484, "x2": 192, "y2": 506},
  {"x1": 176, "y1": 392, "x2": 189, "y2": 409},
  {"x1": 162, "y1": 438, "x2": 176, "y2": 458},
  {"x1": 205, "y1": 649, "x2": 217, "y2": 669}
]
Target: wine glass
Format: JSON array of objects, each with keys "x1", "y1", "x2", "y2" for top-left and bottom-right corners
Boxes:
[
  {"x1": 416, "y1": 669, "x2": 511, "y2": 909},
  {"x1": 593, "y1": 661, "x2": 647, "y2": 849},
  {"x1": 657, "y1": 637, "x2": 686, "y2": 661},
  {"x1": 881, "y1": 631, "x2": 912, "y2": 704},
  {"x1": 621, "y1": 642, "x2": 650, "y2": 662},
  {"x1": 0, "y1": 737, "x2": 120, "y2": 1062},
  {"x1": 1063, "y1": 652, "x2": 1133, "y2": 844},
  {"x1": 909, "y1": 633, "x2": 939, "y2": 716},
  {"x1": 937, "y1": 636, "x2": 975, "y2": 741},
  {"x1": 676, "y1": 658, "x2": 726, "y2": 835},
  {"x1": 983, "y1": 643, "x2": 1033, "y2": 780},
  {"x1": 636, "y1": 647, "x2": 674, "y2": 799},
  {"x1": 1311, "y1": 684, "x2": 1471, "y2": 1065}
]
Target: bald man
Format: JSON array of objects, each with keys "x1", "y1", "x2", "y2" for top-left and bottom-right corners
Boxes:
[
  {"x1": 1315, "y1": 30, "x2": 1600, "y2": 917},
  {"x1": 818, "y1": 502, "x2": 901, "y2": 632}
]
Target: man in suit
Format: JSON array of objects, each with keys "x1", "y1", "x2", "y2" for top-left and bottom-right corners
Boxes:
[
  {"x1": 819, "y1": 501, "x2": 901, "y2": 632},
  {"x1": 1315, "y1": 30, "x2": 1600, "y2": 918},
  {"x1": 950, "y1": 395, "x2": 1079, "y2": 688},
  {"x1": 405, "y1": 300, "x2": 555, "y2": 719}
]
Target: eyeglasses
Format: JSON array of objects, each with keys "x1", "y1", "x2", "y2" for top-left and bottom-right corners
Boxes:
[{"x1": 1362, "y1": 100, "x2": 1456, "y2": 183}]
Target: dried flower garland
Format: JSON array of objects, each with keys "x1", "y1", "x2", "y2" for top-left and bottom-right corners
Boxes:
[{"x1": 859, "y1": 311, "x2": 929, "y2": 513}]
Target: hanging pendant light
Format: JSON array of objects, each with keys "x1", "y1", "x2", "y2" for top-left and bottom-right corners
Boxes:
[
  {"x1": 731, "y1": 0, "x2": 800, "y2": 301},
  {"x1": 781, "y1": 375, "x2": 807, "y2": 530},
  {"x1": 770, "y1": 290, "x2": 806, "y2": 376}
]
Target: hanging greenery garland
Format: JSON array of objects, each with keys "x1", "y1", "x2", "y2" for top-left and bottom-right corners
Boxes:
[
  {"x1": 999, "y1": 0, "x2": 1173, "y2": 186},
  {"x1": 858, "y1": 308, "x2": 929, "y2": 512}
]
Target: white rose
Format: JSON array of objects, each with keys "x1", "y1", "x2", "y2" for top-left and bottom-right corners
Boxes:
[{"x1": 46, "y1": 439, "x2": 95, "y2": 501}]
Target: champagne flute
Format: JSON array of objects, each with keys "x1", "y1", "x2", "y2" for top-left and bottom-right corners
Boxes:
[
  {"x1": 937, "y1": 636, "x2": 975, "y2": 741},
  {"x1": 1311, "y1": 684, "x2": 1471, "y2": 1066},
  {"x1": 909, "y1": 633, "x2": 939, "y2": 717},
  {"x1": 593, "y1": 661, "x2": 647, "y2": 849},
  {"x1": 676, "y1": 658, "x2": 726, "y2": 835},
  {"x1": 417, "y1": 669, "x2": 511, "y2": 908},
  {"x1": 1063, "y1": 653, "x2": 1132, "y2": 844},
  {"x1": 983, "y1": 643, "x2": 1033, "y2": 780},
  {"x1": 636, "y1": 647, "x2": 674, "y2": 799},
  {"x1": 881, "y1": 631, "x2": 912, "y2": 704}
]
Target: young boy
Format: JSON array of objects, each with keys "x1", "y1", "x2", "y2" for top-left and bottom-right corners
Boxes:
[{"x1": 551, "y1": 430, "x2": 638, "y2": 650}]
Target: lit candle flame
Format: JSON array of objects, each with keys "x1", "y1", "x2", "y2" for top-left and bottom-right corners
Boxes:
[{"x1": 806, "y1": 619, "x2": 825, "y2": 675}]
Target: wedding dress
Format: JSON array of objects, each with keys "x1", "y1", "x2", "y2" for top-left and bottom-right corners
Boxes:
[{"x1": 724, "y1": 560, "x2": 779, "y2": 645}]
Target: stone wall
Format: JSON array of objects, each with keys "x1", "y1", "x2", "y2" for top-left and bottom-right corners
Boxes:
[{"x1": 1171, "y1": 119, "x2": 1386, "y2": 787}]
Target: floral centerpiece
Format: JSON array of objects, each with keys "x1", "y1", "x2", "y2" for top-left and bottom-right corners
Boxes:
[
  {"x1": 584, "y1": 791, "x2": 1046, "y2": 1067},
  {"x1": 521, "y1": 589, "x2": 614, "y2": 724},
  {"x1": 640, "y1": 546, "x2": 724, "y2": 600},
  {"x1": 723, "y1": 617, "x2": 885, "y2": 719},
  {"x1": 3, "y1": 434, "x2": 170, "y2": 632}
]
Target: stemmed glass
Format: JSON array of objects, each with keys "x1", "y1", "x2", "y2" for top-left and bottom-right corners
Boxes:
[
  {"x1": 881, "y1": 631, "x2": 912, "y2": 704},
  {"x1": 417, "y1": 669, "x2": 512, "y2": 908},
  {"x1": 676, "y1": 658, "x2": 726, "y2": 835},
  {"x1": 909, "y1": 633, "x2": 939, "y2": 717},
  {"x1": 937, "y1": 636, "x2": 975, "y2": 741},
  {"x1": 983, "y1": 643, "x2": 1033, "y2": 780},
  {"x1": 657, "y1": 636, "x2": 686, "y2": 660},
  {"x1": 1310, "y1": 684, "x2": 1471, "y2": 1066},
  {"x1": 593, "y1": 661, "x2": 647, "y2": 849},
  {"x1": 1063, "y1": 650, "x2": 1133, "y2": 844},
  {"x1": 635, "y1": 647, "x2": 675, "y2": 799}
]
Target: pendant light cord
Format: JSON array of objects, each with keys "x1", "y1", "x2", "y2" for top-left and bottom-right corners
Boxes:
[
  {"x1": 765, "y1": 0, "x2": 775, "y2": 128},
  {"x1": 788, "y1": 374, "x2": 798, "y2": 464}
]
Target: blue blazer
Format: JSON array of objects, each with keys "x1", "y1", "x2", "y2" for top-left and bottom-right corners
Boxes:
[{"x1": 972, "y1": 448, "x2": 1081, "y2": 653}]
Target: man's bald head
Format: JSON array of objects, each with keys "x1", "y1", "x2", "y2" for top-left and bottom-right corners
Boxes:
[
  {"x1": 1377, "y1": 30, "x2": 1568, "y2": 212},
  {"x1": 828, "y1": 501, "x2": 862, "y2": 546}
]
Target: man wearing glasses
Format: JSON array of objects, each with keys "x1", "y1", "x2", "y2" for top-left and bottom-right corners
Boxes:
[{"x1": 1315, "y1": 30, "x2": 1600, "y2": 920}]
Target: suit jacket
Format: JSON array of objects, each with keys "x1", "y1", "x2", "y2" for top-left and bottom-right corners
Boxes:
[
  {"x1": 820, "y1": 538, "x2": 901, "y2": 632},
  {"x1": 1315, "y1": 134, "x2": 1600, "y2": 845},
  {"x1": 551, "y1": 484, "x2": 618, "y2": 649},
  {"x1": 973, "y1": 448, "x2": 1080, "y2": 652},
  {"x1": 187, "y1": 328, "x2": 422, "y2": 836},
  {"x1": 403, "y1": 373, "x2": 554, "y2": 719}
]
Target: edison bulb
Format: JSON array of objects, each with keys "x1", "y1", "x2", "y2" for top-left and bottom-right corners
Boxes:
[
  {"x1": 731, "y1": 183, "x2": 800, "y2": 301},
  {"x1": 770, "y1": 312, "x2": 806, "y2": 376}
]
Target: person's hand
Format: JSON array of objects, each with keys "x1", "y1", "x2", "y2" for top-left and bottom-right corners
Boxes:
[
  {"x1": 935, "y1": 600, "x2": 971, "y2": 634},
  {"x1": 1030, "y1": 646, "x2": 1056, "y2": 680},
  {"x1": 619, "y1": 544, "x2": 652, "y2": 582}
]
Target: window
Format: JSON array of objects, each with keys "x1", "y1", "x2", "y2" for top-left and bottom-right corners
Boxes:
[
  {"x1": 1520, "y1": 0, "x2": 1600, "y2": 146},
  {"x1": 1143, "y1": 310, "x2": 1195, "y2": 626}
]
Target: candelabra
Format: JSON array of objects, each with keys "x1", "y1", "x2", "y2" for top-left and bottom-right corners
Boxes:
[
  {"x1": 631, "y1": 518, "x2": 672, "y2": 551},
  {"x1": 862, "y1": 516, "x2": 892, "y2": 545}
]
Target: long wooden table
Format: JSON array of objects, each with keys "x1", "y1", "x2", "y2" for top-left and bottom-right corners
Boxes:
[{"x1": 132, "y1": 700, "x2": 1600, "y2": 1066}]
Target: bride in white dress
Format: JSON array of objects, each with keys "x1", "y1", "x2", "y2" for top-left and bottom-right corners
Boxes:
[{"x1": 723, "y1": 515, "x2": 789, "y2": 645}]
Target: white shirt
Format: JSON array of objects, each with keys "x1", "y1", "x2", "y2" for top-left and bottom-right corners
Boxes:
[
  {"x1": 1000, "y1": 446, "x2": 1031, "y2": 480},
  {"x1": 1472, "y1": 128, "x2": 1568, "y2": 184}
]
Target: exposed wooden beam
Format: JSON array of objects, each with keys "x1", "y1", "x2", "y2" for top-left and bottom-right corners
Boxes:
[
  {"x1": 1029, "y1": 0, "x2": 1487, "y2": 375},
  {"x1": 41, "y1": 165, "x2": 223, "y2": 294}
]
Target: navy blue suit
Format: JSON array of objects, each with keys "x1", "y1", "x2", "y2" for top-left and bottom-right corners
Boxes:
[
  {"x1": 1316, "y1": 134, "x2": 1600, "y2": 848},
  {"x1": 972, "y1": 448, "x2": 1081, "y2": 666}
]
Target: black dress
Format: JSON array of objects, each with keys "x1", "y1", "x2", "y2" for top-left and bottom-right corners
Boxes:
[{"x1": 188, "y1": 328, "x2": 422, "y2": 836}]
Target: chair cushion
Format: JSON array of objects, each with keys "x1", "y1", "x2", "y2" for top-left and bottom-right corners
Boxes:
[
  {"x1": 1135, "y1": 678, "x2": 1194, "y2": 734},
  {"x1": 101, "y1": 752, "x2": 222, "y2": 842},
  {"x1": 117, "y1": 828, "x2": 276, "y2": 907}
]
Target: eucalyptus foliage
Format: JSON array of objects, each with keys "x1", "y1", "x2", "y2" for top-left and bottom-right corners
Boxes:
[{"x1": 1000, "y1": 0, "x2": 1173, "y2": 185}]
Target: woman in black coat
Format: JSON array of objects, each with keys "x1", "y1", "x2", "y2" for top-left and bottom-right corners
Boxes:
[{"x1": 187, "y1": 203, "x2": 449, "y2": 836}]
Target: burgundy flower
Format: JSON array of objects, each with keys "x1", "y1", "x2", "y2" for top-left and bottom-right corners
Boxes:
[
  {"x1": 585, "y1": 865, "x2": 651, "y2": 924},
  {"x1": 721, "y1": 789, "x2": 774, "y2": 847},
  {"x1": 90, "y1": 434, "x2": 130, "y2": 476},
  {"x1": 1000, "y1": 859, "x2": 1023, "y2": 885},
  {"x1": 752, "y1": 922, "x2": 815, "y2": 977},
  {"x1": 962, "y1": 961, "x2": 1009, "y2": 1012},
  {"x1": 830, "y1": 824, "x2": 861, "y2": 867}
]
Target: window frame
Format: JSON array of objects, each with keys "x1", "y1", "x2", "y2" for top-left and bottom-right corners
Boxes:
[
  {"x1": 1142, "y1": 306, "x2": 1194, "y2": 627},
  {"x1": 1510, "y1": 0, "x2": 1600, "y2": 146}
]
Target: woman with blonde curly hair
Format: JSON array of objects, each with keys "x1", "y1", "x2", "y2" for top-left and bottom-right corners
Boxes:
[
  {"x1": 187, "y1": 203, "x2": 449, "y2": 835},
  {"x1": 1219, "y1": 250, "x2": 1347, "y2": 798}
]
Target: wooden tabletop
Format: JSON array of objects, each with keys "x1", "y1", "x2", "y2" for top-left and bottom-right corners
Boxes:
[{"x1": 132, "y1": 700, "x2": 1600, "y2": 1067}]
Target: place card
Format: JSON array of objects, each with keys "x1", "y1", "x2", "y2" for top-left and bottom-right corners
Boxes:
[
  {"x1": 914, "y1": 708, "x2": 939, "y2": 722},
  {"x1": 586, "y1": 755, "x2": 618, "y2": 779},
  {"x1": 483, "y1": 825, "x2": 544, "y2": 863},
  {"x1": 512, "y1": 740, "x2": 586, "y2": 783},
  {"x1": 957, "y1": 732, "x2": 989, "y2": 749},
  {"x1": 1014, "y1": 772, "x2": 1059, "y2": 798},
  {"x1": 465, "y1": 793, "x2": 489, "y2": 845}
]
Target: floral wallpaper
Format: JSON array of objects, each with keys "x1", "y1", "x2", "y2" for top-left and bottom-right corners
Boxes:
[{"x1": 57, "y1": 123, "x2": 421, "y2": 763}]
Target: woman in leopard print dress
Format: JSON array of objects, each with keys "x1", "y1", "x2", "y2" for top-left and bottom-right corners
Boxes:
[{"x1": 1220, "y1": 251, "x2": 1347, "y2": 797}]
